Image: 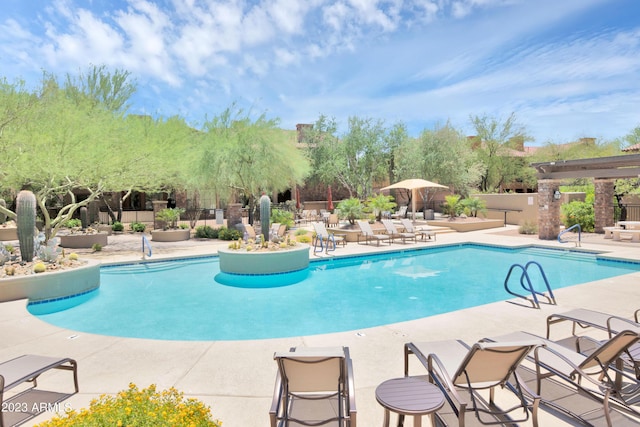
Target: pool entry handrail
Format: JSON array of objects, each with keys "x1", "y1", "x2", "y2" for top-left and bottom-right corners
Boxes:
[
  {"x1": 504, "y1": 261, "x2": 556, "y2": 309},
  {"x1": 142, "y1": 234, "x2": 152, "y2": 259},
  {"x1": 558, "y1": 224, "x2": 581, "y2": 247}
]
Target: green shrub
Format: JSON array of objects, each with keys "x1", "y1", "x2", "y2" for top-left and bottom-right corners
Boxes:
[
  {"x1": 296, "y1": 235, "x2": 312, "y2": 244},
  {"x1": 179, "y1": 223, "x2": 190, "y2": 230},
  {"x1": 460, "y1": 197, "x2": 487, "y2": 218},
  {"x1": 195, "y1": 225, "x2": 218, "y2": 239},
  {"x1": 63, "y1": 218, "x2": 82, "y2": 228},
  {"x1": 561, "y1": 201, "x2": 594, "y2": 232},
  {"x1": 217, "y1": 226, "x2": 242, "y2": 241},
  {"x1": 92, "y1": 243, "x2": 103, "y2": 252},
  {"x1": 35, "y1": 383, "x2": 221, "y2": 427},
  {"x1": 156, "y1": 208, "x2": 185, "y2": 229},
  {"x1": 295, "y1": 228, "x2": 308, "y2": 236},
  {"x1": 270, "y1": 208, "x2": 294, "y2": 228},
  {"x1": 130, "y1": 221, "x2": 146, "y2": 232},
  {"x1": 365, "y1": 193, "x2": 396, "y2": 221},
  {"x1": 442, "y1": 195, "x2": 462, "y2": 218},
  {"x1": 111, "y1": 222, "x2": 124, "y2": 232}
]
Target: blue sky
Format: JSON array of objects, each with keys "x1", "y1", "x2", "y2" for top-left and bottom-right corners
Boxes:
[{"x1": 2, "y1": 0, "x2": 639, "y2": 145}]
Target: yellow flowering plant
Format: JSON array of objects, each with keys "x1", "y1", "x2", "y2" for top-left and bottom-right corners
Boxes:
[{"x1": 36, "y1": 383, "x2": 222, "y2": 427}]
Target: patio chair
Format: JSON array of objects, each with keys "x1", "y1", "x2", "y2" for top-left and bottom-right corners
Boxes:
[
  {"x1": 241, "y1": 223, "x2": 257, "y2": 240},
  {"x1": 400, "y1": 218, "x2": 436, "y2": 241},
  {"x1": 381, "y1": 219, "x2": 416, "y2": 244},
  {"x1": 356, "y1": 220, "x2": 391, "y2": 246},
  {"x1": 0, "y1": 354, "x2": 79, "y2": 427},
  {"x1": 312, "y1": 222, "x2": 345, "y2": 254},
  {"x1": 391, "y1": 205, "x2": 408, "y2": 219},
  {"x1": 270, "y1": 346, "x2": 356, "y2": 427},
  {"x1": 484, "y1": 330, "x2": 640, "y2": 426},
  {"x1": 546, "y1": 308, "x2": 640, "y2": 378},
  {"x1": 404, "y1": 339, "x2": 542, "y2": 427}
]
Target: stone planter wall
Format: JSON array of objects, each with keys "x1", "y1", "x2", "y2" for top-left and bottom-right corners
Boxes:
[
  {"x1": 427, "y1": 219, "x2": 503, "y2": 232},
  {"x1": 0, "y1": 260, "x2": 100, "y2": 303},
  {"x1": 218, "y1": 245, "x2": 310, "y2": 275},
  {"x1": 0, "y1": 227, "x2": 18, "y2": 241},
  {"x1": 151, "y1": 229, "x2": 191, "y2": 242},
  {"x1": 59, "y1": 232, "x2": 109, "y2": 248}
]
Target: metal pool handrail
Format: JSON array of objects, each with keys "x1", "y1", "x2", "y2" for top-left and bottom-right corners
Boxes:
[{"x1": 142, "y1": 234, "x2": 152, "y2": 259}]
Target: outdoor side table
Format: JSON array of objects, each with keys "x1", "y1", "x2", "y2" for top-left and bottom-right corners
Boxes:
[{"x1": 375, "y1": 376, "x2": 445, "y2": 427}]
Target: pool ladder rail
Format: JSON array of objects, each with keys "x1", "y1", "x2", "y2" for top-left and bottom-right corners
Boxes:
[
  {"x1": 142, "y1": 234, "x2": 152, "y2": 259},
  {"x1": 504, "y1": 261, "x2": 557, "y2": 309},
  {"x1": 558, "y1": 223, "x2": 581, "y2": 247}
]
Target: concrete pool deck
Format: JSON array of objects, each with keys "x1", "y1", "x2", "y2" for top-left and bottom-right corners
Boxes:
[{"x1": 3, "y1": 225, "x2": 640, "y2": 426}]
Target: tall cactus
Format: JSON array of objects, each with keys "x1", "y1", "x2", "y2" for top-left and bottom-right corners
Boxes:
[
  {"x1": 16, "y1": 190, "x2": 36, "y2": 262},
  {"x1": 80, "y1": 206, "x2": 88, "y2": 229},
  {"x1": 259, "y1": 193, "x2": 271, "y2": 241},
  {"x1": 0, "y1": 198, "x2": 6, "y2": 224}
]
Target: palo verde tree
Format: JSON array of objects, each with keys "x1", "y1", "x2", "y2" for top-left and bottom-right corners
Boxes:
[
  {"x1": 469, "y1": 113, "x2": 532, "y2": 192},
  {"x1": 196, "y1": 106, "x2": 310, "y2": 223},
  {"x1": 394, "y1": 122, "x2": 482, "y2": 201},
  {"x1": 304, "y1": 115, "x2": 392, "y2": 199}
]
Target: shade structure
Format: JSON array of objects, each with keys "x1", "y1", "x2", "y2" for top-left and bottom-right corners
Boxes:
[
  {"x1": 381, "y1": 178, "x2": 448, "y2": 221},
  {"x1": 327, "y1": 185, "x2": 334, "y2": 211}
]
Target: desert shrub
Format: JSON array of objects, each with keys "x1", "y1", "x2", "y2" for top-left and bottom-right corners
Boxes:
[
  {"x1": 130, "y1": 221, "x2": 146, "y2": 232},
  {"x1": 179, "y1": 223, "x2": 190, "y2": 230},
  {"x1": 441, "y1": 195, "x2": 462, "y2": 218},
  {"x1": 195, "y1": 225, "x2": 218, "y2": 239},
  {"x1": 460, "y1": 197, "x2": 487, "y2": 218},
  {"x1": 217, "y1": 226, "x2": 242, "y2": 241},
  {"x1": 35, "y1": 383, "x2": 221, "y2": 427},
  {"x1": 336, "y1": 198, "x2": 365, "y2": 224},
  {"x1": 561, "y1": 201, "x2": 594, "y2": 232},
  {"x1": 296, "y1": 235, "x2": 312, "y2": 244},
  {"x1": 92, "y1": 243, "x2": 103, "y2": 252},
  {"x1": 295, "y1": 228, "x2": 308, "y2": 236},
  {"x1": 111, "y1": 222, "x2": 124, "y2": 232},
  {"x1": 518, "y1": 220, "x2": 538, "y2": 235},
  {"x1": 270, "y1": 209, "x2": 294, "y2": 228},
  {"x1": 63, "y1": 218, "x2": 82, "y2": 228}
]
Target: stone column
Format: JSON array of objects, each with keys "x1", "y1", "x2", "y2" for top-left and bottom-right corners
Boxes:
[
  {"x1": 594, "y1": 179, "x2": 615, "y2": 233},
  {"x1": 152, "y1": 200, "x2": 168, "y2": 230},
  {"x1": 227, "y1": 203, "x2": 243, "y2": 231},
  {"x1": 537, "y1": 179, "x2": 562, "y2": 240}
]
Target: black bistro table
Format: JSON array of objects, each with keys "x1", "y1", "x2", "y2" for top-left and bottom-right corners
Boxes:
[{"x1": 375, "y1": 376, "x2": 445, "y2": 427}]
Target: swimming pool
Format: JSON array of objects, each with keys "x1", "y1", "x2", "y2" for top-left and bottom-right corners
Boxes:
[{"x1": 28, "y1": 244, "x2": 640, "y2": 340}]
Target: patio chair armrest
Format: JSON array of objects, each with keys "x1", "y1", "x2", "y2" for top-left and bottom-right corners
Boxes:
[
  {"x1": 535, "y1": 345, "x2": 615, "y2": 392},
  {"x1": 635, "y1": 309, "x2": 640, "y2": 323},
  {"x1": 607, "y1": 315, "x2": 640, "y2": 337},
  {"x1": 344, "y1": 348, "x2": 357, "y2": 426},
  {"x1": 269, "y1": 372, "x2": 284, "y2": 427}
]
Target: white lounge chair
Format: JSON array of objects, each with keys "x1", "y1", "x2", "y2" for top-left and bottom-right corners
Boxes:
[
  {"x1": 356, "y1": 221, "x2": 391, "y2": 246},
  {"x1": 400, "y1": 218, "x2": 436, "y2": 241},
  {"x1": 381, "y1": 219, "x2": 416, "y2": 244}
]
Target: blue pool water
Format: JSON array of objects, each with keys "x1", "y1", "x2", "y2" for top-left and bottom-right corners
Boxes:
[{"x1": 29, "y1": 244, "x2": 640, "y2": 340}]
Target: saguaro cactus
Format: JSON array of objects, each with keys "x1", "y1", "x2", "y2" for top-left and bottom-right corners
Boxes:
[
  {"x1": 80, "y1": 206, "x2": 88, "y2": 229},
  {"x1": 0, "y1": 198, "x2": 6, "y2": 224},
  {"x1": 259, "y1": 193, "x2": 271, "y2": 241},
  {"x1": 16, "y1": 190, "x2": 36, "y2": 262}
]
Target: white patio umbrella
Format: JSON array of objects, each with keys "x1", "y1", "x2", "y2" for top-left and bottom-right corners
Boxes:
[{"x1": 381, "y1": 178, "x2": 448, "y2": 221}]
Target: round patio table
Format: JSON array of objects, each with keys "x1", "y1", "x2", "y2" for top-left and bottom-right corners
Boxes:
[{"x1": 375, "y1": 376, "x2": 445, "y2": 427}]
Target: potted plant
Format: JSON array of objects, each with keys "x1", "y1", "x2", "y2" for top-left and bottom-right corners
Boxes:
[{"x1": 151, "y1": 208, "x2": 190, "y2": 242}]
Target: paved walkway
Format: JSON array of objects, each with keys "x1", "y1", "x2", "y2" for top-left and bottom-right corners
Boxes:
[{"x1": 2, "y1": 225, "x2": 640, "y2": 426}]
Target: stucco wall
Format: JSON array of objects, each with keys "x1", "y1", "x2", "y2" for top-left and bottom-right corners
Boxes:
[{"x1": 473, "y1": 193, "x2": 539, "y2": 225}]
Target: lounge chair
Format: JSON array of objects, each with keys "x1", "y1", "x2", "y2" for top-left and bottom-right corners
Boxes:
[
  {"x1": 1, "y1": 355, "x2": 79, "y2": 427},
  {"x1": 269, "y1": 346, "x2": 356, "y2": 427},
  {"x1": 404, "y1": 339, "x2": 542, "y2": 427},
  {"x1": 356, "y1": 220, "x2": 391, "y2": 246},
  {"x1": 547, "y1": 308, "x2": 640, "y2": 378},
  {"x1": 312, "y1": 222, "x2": 345, "y2": 254},
  {"x1": 484, "y1": 330, "x2": 640, "y2": 426},
  {"x1": 400, "y1": 218, "x2": 436, "y2": 241},
  {"x1": 240, "y1": 223, "x2": 257, "y2": 240},
  {"x1": 381, "y1": 219, "x2": 416, "y2": 244},
  {"x1": 391, "y1": 206, "x2": 408, "y2": 219}
]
